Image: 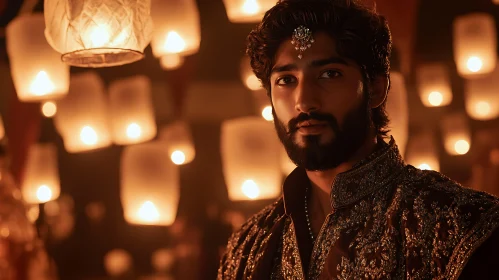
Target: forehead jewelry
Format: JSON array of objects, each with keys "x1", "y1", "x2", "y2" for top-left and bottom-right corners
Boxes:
[{"x1": 291, "y1": 25, "x2": 314, "y2": 59}]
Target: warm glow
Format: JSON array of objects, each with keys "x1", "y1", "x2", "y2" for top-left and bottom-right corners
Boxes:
[
  {"x1": 261, "y1": 106, "x2": 273, "y2": 121},
  {"x1": 241, "y1": 180, "x2": 260, "y2": 199},
  {"x1": 163, "y1": 31, "x2": 186, "y2": 53},
  {"x1": 80, "y1": 126, "x2": 98, "y2": 146},
  {"x1": 241, "y1": 0, "x2": 260, "y2": 15},
  {"x1": 36, "y1": 184, "x2": 53, "y2": 203},
  {"x1": 467, "y1": 56, "x2": 483, "y2": 73},
  {"x1": 104, "y1": 249, "x2": 132, "y2": 277},
  {"x1": 126, "y1": 123, "x2": 142, "y2": 139},
  {"x1": 89, "y1": 25, "x2": 111, "y2": 48},
  {"x1": 428, "y1": 91, "x2": 444, "y2": 107},
  {"x1": 41, "y1": 101, "x2": 57, "y2": 117},
  {"x1": 454, "y1": 140, "x2": 470, "y2": 155},
  {"x1": 171, "y1": 151, "x2": 186, "y2": 165},
  {"x1": 475, "y1": 101, "x2": 492, "y2": 117},
  {"x1": 137, "y1": 201, "x2": 160, "y2": 223},
  {"x1": 245, "y1": 75, "x2": 261, "y2": 91},
  {"x1": 30, "y1": 71, "x2": 55, "y2": 96},
  {"x1": 418, "y1": 163, "x2": 432, "y2": 170},
  {"x1": 160, "y1": 54, "x2": 184, "y2": 70}
]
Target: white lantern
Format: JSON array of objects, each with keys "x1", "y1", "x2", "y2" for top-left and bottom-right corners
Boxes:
[
  {"x1": 416, "y1": 63, "x2": 453, "y2": 107},
  {"x1": 240, "y1": 56, "x2": 262, "y2": 91},
  {"x1": 405, "y1": 131, "x2": 440, "y2": 172},
  {"x1": 223, "y1": 0, "x2": 276, "y2": 23},
  {"x1": 21, "y1": 143, "x2": 60, "y2": 204},
  {"x1": 54, "y1": 72, "x2": 112, "y2": 153},
  {"x1": 453, "y1": 13, "x2": 497, "y2": 77},
  {"x1": 464, "y1": 65, "x2": 499, "y2": 121},
  {"x1": 159, "y1": 121, "x2": 195, "y2": 165},
  {"x1": 43, "y1": 0, "x2": 153, "y2": 67},
  {"x1": 109, "y1": 75, "x2": 157, "y2": 145},
  {"x1": 150, "y1": 0, "x2": 201, "y2": 65},
  {"x1": 221, "y1": 116, "x2": 281, "y2": 201},
  {"x1": 121, "y1": 141, "x2": 180, "y2": 226},
  {"x1": 6, "y1": 13, "x2": 69, "y2": 102},
  {"x1": 440, "y1": 113, "x2": 471, "y2": 156},
  {"x1": 386, "y1": 72, "x2": 409, "y2": 157}
]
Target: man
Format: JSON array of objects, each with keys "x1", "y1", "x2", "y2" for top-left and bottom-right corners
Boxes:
[{"x1": 218, "y1": 0, "x2": 499, "y2": 279}]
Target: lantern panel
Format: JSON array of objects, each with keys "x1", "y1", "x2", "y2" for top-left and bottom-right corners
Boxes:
[
  {"x1": 223, "y1": 0, "x2": 276, "y2": 23},
  {"x1": 405, "y1": 131, "x2": 440, "y2": 172},
  {"x1": 416, "y1": 63, "x2": 453, "y2": 107},
  {"x1": 440, "y1": 113, "x2": 471, "y2": 156},
  {"x1": 465, "y1": 65, "x2": 499, "y2": 121},
  {"x1": 159, "y1": 121, "x2": 195, "y2": 165}
]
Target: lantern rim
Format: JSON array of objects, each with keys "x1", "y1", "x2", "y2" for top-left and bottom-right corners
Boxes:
[{"x1": 61, "y1": 48, "x2": 144, "y2": 68}]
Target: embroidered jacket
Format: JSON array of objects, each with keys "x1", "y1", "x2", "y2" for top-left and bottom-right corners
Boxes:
[{"x1": 218, "y1": 139, "x2": 499, "y2": 279}]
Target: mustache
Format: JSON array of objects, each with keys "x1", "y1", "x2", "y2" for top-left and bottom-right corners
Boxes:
[{"x1": 287, "y1": 112, "x2": 340, "y2": 135}]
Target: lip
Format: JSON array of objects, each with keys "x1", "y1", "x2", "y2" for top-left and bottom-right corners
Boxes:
[{"x1": 297, "y1": 123, "x2": 328, "y2": 135}]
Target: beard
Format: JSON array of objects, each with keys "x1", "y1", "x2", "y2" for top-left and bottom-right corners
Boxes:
[{"x1": 273, "y1": 94, "x2": 372, "y2": 171}]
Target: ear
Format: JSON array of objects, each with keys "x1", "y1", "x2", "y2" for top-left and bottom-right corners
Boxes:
[{"x1": 370, "y1": 75, "x2": 389, "y2": 109}]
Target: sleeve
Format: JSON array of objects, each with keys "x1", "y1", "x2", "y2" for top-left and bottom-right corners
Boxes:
[{"x1": 459, "y1": 227, "x2": 499, "y2": 279}]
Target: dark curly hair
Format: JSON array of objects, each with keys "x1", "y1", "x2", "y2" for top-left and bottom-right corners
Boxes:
[{"x1": 246, "y1": 0, "x2": 392, "y2": 137}]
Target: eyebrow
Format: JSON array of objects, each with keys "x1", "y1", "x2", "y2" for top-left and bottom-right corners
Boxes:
[{"x1": 271, "y1": 56, "x2": 350, "y2": 75}]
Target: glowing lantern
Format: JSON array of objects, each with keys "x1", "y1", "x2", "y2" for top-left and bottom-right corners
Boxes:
[
  {"x1": 150, "y1": 0, "x2": 200, "y2": 69},
  {"x1": 385, "y1": 72, "x2": 409, "y2": 156},
  {"x1": 6, "y1": 13, "x2": 69, "y2": 102},
  {"x1": 464, "y1": 65, "x2": 499, "y2": 120},
  {"x1": 0, "y1": 115, "x2": 4, "y2": 140},
  {"x1": 159, "y1": 121, "x2": 195, "y2": 165},
  {"x1": 405, "y1": 131, "x2": 440, "y2": 172},
  {"x1": 221, "y1": 117, "x2": 281, "y2": 201},
  {"x1": 223, "y1": 0, "x2": 276, "y2": 23},
  {"x1": 453, "y1": 13, "x2": 497, "y2": 77},
  {"x1": 44, "y1": 0, "x2": 153, "y2": 67},
  {"x1": 416, "y1": 63, "x2": 452, "y2": 107},
  {"x1": 21, "y1": 143, "x2": 60, "y2": 204},
  {"x1": 109, "y1": 75, "x2": 157, "y2": 145},
  {"x1": 441, "y1": 113, "x2": 471, "y2": 156},
  {"x1": 54, "y1": 72, "x2": 111, "y2": 153},
  {"x1": 121, "y1": 141, "x2": 180, "y2": 226},
  {"x1": 240, "y1": 56, "x2": 262, "y2": 91}
]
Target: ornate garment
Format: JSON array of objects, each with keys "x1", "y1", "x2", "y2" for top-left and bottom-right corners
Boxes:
[{"x1": 218, "y1": 139, "x2": 499, "y2": 279}]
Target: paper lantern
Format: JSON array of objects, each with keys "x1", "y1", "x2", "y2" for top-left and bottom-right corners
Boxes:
[
  {"x1": 223, "y1": 0, "x2": 276, "y2": 23},
  {"x1": 150, "y1": 0, "x2": 200, "y2": 65},
  {"x1": 43, "y1": 0, "x2": 153, "y2": 67},
  {"x1": 54, "y1": 72, "x2": 112, "y2": 153},
  {"x1": 464, "y1": 65, "x2": 499, "y2": 121},
  {"x1": 109, "y1": 75, "x2": 157, "y2": 145},
  {"x1": 240, "y1": 56, "x2": 262, "y2": 91},
  {"x1": 453, "y1": 13, "x2": 497, "y2": 77},
  {"x1": 21, "y1": 143, "x2": 60, "y2": 204},
  {"x1": 441, "y1": 113, "x2": 471, "y2": 156},
  {"x1": 221, "y1": 116, "x2": 281, "y2": 201},
  {"x1": 416, "y1": 63, "x2": 453, "y2": 107},
  {"x1": 405, "y1": 131, "x2": 440, "y2": 172},
  {"x1": 121, "y1": 141, "x2": 180, "y2": 226},
  {"x1": 386, "y1": 72, "x2": 409, "y2": 157},
  {"x1": 6, "y1": 13, "x2": 69, "y2": 102},
  {"x1": 159, "y1": 121, "x2": 195, "y2": 165}
]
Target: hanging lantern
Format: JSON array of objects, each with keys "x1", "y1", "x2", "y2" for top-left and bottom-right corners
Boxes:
[
  {"x1": 440, "y1": 113, "x2": 471, "y2": 156},
  {"x1": 405, "y1": 130, "x2": 440, "y2": 172},
  {"x1": 453, "y1": 13, "x2": 497, "y2": 77},
  {"x1": 159, "y1": 121, "x2": 195, "y2": 165},
  {"x1": 121, "y1": 141, "x2": 180, "y2": 226},
  {"x1": 221, "y1": 116, "x2": 281, "y2": 201},
  {"x1": 464, "y1": 65, "x2": 499, "y2": 121},
  {"x1": 386, "y1": 72, "x2": 409, "y2": 156},
  {"x1": 109, "y1": 75, "x2": 157, "y2": 145},
  {"x1": 54, "y1": 72, "x2": 112, "y2": 153},
  {"x1": 21, "y1": 143, "x2": 60, "y2": 204},
  {"x1": 416, "y1": 63, "x2": 453, "y2": 107},
  {"x1": 150, "y1": 0, "x2": 200, "y2": 69},
  {"x1": 240, "y1": 56, "x2": 262, "y2": 91},
  {"x1": 6, "y1": 13, "x2": 69, "y2": 102},
  {"x1": 223, "y1": 0, "x2": 276, "y2": 23},
  {"x1": 43, "y1": 0, "x2": 153, "y2": 67}
]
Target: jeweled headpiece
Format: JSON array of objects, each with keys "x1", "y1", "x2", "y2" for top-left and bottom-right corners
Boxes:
[{"x1": 291, "y1": 25, "x2": 314, "y2": 59}]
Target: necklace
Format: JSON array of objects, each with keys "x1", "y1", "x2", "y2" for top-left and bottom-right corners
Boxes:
[{"x1": 304, "y1": 185, "x2": 315, "y2": 242}]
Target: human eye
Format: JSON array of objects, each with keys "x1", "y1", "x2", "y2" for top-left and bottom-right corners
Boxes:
[
  {"x1": 275, "y1": 76, "x2": 297, "y2": 86},
  {"x1": 319, "y1": 69, "x2": 342, "y2": 79}
]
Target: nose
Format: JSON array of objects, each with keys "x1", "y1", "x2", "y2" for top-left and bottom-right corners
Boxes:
[{"x1": 294, "y1": 79, "x2": 320, "y2": 113}]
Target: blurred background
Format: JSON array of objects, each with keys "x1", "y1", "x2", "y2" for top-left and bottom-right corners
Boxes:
[{"x1": 0, "y1": 0, "x2": 498, "y2": 279}]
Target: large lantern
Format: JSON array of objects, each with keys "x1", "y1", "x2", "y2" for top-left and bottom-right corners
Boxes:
[
  {"x1": 453, "y1": 13, "x2": 497, "y2": 77},
  {"x1": 121, "y1": 141, "x2": 180, "y2": 226},
  {"x1": 440, "y1": 113, "x2": 471, "y2": 156},
  {"x1": 464, "y1": 65, "x2": 499, "y2": 121},
  {"x1": 221, "y1": 116, "x2": 281, "y2": 201},
  {"x1": 6, "y1": 13, "x2": 69, "y2": 102},
  {"x1": 54, "y1": 72, "x2": 112, "y2": 153},
  {"x1": 386, "y1": 72, "x2": 409, "y2": 156},
  {"x1": 43, "y1": 0, "x2": 153, "y2": 67},
  {"x1": 159, "y1": 121, "x2": 195, "y2": 165},
  {"x1": 416, "y1": 63, "x2": 452, "y2": 107},
  {"x1": 405, "y1": 130, "x2": 440, "y2": 172},
  {"x1": 222, "y1": 0, "x2": 276, "y2": 23},
  {"x1": 109, "y1": 75, "x2": 157, "y2": 145},
  {"x1": 21, "y1": 143, "x2": 60, "y2": 204}
]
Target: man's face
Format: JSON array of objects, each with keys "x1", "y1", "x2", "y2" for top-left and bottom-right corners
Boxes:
[{"x1": 270, "y1": 31, "x2": 373, "y2": 171}]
